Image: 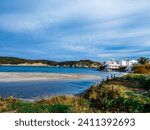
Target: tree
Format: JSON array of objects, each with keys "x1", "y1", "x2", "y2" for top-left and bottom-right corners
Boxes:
[{"x1": 138, "y1": 57, "x2": 149, "y2": 64}]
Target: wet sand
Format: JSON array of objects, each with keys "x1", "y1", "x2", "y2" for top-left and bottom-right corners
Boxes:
[{"x1": 0, "y1": 72, "x2": 100, "y2": 82}]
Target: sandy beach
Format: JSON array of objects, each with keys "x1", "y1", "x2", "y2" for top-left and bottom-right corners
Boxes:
[{"x1": 0, "y1": 72, "x2": 100, "y2": 82}]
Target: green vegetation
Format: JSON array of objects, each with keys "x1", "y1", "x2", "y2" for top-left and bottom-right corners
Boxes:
[
  {"x1": 132, "y1": 64, "x2": 150, "y2": 74},
  {"x1": 138, "y1": 57, "x2": 149, "y2": 64},
  {"x1": 133, "y1": 57, "x2": 150, "y2": 74},
  {"x1": 118, "y1": 66, "x2": 127, "y2": 72},
  {"x1": 59, "y1": 60, "x2": 101, "y2": 68},
  {"x1": 97, "y1": 65, "x2": 105, "y2": 71},
  {"x1": 118, "y1": 74, "x2": 150, "y2": 90},
  {"x1": 0, "y1": 96, "x2": 89, "y2": 113},
  {"x1": 0, "y1": 74, "x2": 150, "y2": 113},
  {"x1": 0, "y1": 97, "x2": 72, "y2": 113},
  {"x1": 0, "y1": 56, "x2": 57, "y2": 66},
  {"x1": 0, "y1": 56, "x2": 101, "y2": 68},
  {"x1": 82, "y1": 74, "x2": 150, "y2": 112}
]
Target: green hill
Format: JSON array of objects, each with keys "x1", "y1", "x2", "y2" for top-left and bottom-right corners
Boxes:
[{"x1": 0, "y1": 56, "x2": 102, "y2": 68}]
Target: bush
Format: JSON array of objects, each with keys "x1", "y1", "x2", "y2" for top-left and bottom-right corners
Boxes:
[
  {"x1": 0, "y1": 100, "x2": 7, "y2": 112},
  {"x1": 47, "y1": 104, "x2": 72, "y2": 113},
  {"x1": 119, "y1": 74, "x2": 150, "y2": 90},
  {"x1": 16, "y1": 103, "x2": 42, "y2": 113},
  {"x1": 37, "y1": 96, "x2": 90, "y2": 112},
  {"x1": 119, "y1": 66, "x2": 127, "y2": 72},
  {"x1": 15, "y1": 102, "x2": 72, "y2": 113},
  {"x1": 82, "y1": 81, "x2": 150, "y2": 112},
  {"x1": 132, "y1": 64, "x2": 150, "y2": 74}
]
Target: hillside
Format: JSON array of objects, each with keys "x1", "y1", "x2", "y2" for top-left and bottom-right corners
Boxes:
[
  {"x1": 0, "y1": 56, "x2": 102, "y2": 68},
  {"x1": 59, "y1": 60, "x2": 102, "y2": 68}
]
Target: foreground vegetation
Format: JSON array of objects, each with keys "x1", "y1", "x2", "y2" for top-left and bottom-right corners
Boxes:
[
  {"x1": 132, "y1": 57, "x2": 150, "y2": 74},
  {"x1": 0, "y1": 74, "x2": 150, "y2": 113}
]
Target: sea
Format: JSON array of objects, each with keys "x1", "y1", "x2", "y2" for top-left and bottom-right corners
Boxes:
[{"x1": 0, "y1": 66, "x2": 127, "y2": 99}]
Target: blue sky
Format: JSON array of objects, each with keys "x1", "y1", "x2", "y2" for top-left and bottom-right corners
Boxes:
[{"x1": 0, "y1": 0, "x2": 150, "y2": 61}]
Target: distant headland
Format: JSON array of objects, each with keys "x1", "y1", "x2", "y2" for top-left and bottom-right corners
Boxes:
[{"x1": 0, "y1": 56, "x2": 102, "y2": 68}]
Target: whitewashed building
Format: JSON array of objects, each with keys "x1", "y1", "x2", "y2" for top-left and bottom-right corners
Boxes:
[
  {"x1": 104, "y1": 59, "x2": 138, "y2": 72},
  {"x1": 125, "y1": 60, "x2": 138, "y2": 72},
  {"x1": 126, "y1": 60, "x2": 138, "y2": 66},
  {"x1": 117, "y1": 60, "x2": 127, "y2": 66},
  {"x1": 117, "y1": 60, "x2": 138, "y2": 67},
  {"x1": 104, "y1": 59, "x2": 120, "y2": 71}
]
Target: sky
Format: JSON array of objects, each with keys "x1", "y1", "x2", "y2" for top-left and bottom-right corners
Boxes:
[{"x1": 0, "y1": 0, "x2": 150, "y2": 61}]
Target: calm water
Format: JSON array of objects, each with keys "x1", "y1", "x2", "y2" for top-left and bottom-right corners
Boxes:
[{"x1": 0, "y1": 66, "x2": 126, "y2": 99}]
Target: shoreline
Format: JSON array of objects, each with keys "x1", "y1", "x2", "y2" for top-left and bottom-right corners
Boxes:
[
  {"x1": 0, "y1": 64, "x2": 99, "y2": 69},
  {"x1": 0, "y1": 64, "x2": 49, "y2": 67},
  {"x1": 0, "y1": 72, "x2": 101, "y2": 83}
]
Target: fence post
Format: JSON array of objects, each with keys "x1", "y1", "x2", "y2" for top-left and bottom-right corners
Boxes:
[
  {"x1": 114, "y1": 74, "x2": 116, "y2": 79},
  {"x1": 111, "y1": 74, "x2": 113, "y2": 79},
  {"x1": 107, "y1": 76, "x2": 109, "y2": 81}
]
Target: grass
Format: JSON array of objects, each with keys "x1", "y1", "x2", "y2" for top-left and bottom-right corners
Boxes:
[
  {"x1": 118, "y1": 74, "x2": 150, "y2": 90},
  {"x1": 0, "y1": 97, "x2": 73, "y2": 113},
  {"x1": 0, "y1": 74, "x2": 150, "y2": 113},
  {"x1": 0, "y1": 96, "x2": 90, "y2": 113},
  {"x1": 82, "y1": 84, "x2": 150, "y2": 112}
]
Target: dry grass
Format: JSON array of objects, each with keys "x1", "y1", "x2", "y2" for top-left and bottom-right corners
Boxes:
[
  {"x1": 36, "y1": 96, "x2": 90, "y2": 113},
  {"x1": 133, "y1": 64, "x2": 150, "y2": 74}
]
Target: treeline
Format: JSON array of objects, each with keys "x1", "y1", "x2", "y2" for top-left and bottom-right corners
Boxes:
[
  {"x1": 0, "y1": 56, "x2": 57, "y2": 66},
  {"x1": 0, "y1": 56, "x2": 102, "y2": 68},
  {"x1": 58, "y1": 60, "x2": 102, "y2": 68}
]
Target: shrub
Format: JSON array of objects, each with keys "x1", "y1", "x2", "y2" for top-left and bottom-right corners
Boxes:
[
  {"x1": 138, "y1": 57, "x2": 149, "y2": 64},
  {"x1": 15, "y1": 102, "x2": 72, "y2": 113},
  {"x1": 37, "y1": 96, "x2": 90, "y2": 112},
  {"x1": 47, "y1": 104, "x2": 72, "y2": 113},
  {"x1": 16, "y1": 103, "x2": 42, "y2": 113},
  {"x1": 132, "y1": 64, "x2": 150, "y2": 74},
  {"x1": 82, "y1": 81, "x2": 150, "y2": 112},
  {"x1": 119, "y1": 74, "x2": 150, "y2": 90},
  {"x1": 0, "y1": 100, "x2": 7, "y2": 112},
  {"x1": 119, "y1": 66, "x2": 127, "y2": 72}
]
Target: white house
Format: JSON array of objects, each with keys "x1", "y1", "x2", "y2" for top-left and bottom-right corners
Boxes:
[
  {"x1": 117, "y1": 60, "x2": 128, "y2": 66},
  {"x1": 117, "y1": 60, "x2": 138, "y2": 67},
  {"x1": 125, "y1": 60, "x2": 138, "y2": 72},
  {"x1": 126, "y1": 60, "x2": 138, "y2": 66},
  {"x1": 104, "y1": 59, "x2": 138, "y2": 72},
  {"x1": 104, "y1": 59, "x2": 120, "y2": 71}
]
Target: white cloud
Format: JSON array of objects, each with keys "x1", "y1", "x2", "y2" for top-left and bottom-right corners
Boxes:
[
  {"x1": 0, "y1": 0, "x2": 150, "y2": 60},
  {"x1": 0, "y1": 0, "x2": 150, "y2": 32}
]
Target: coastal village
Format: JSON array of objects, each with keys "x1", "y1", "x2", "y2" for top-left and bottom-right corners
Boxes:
[
  {"x1": 0, "y1": 56, "x2": 145, "y2": 73},
  {"x1": 0, "y1": 57, "x2": 139, "y2": 72},
  {"x1": 103, "y1": 59, "x2": 138, "y2": 72},
  {"x1": 60, "y1": 59, "x2": 139, "y2": 72}
]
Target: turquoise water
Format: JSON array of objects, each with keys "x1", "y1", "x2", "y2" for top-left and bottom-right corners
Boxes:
[
  {"x1": 0, "y1": 66, "x2": 105, "y2": 75},
  {"x1": 0, "y1": 66, "x2": 126, "y2": 99}
]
